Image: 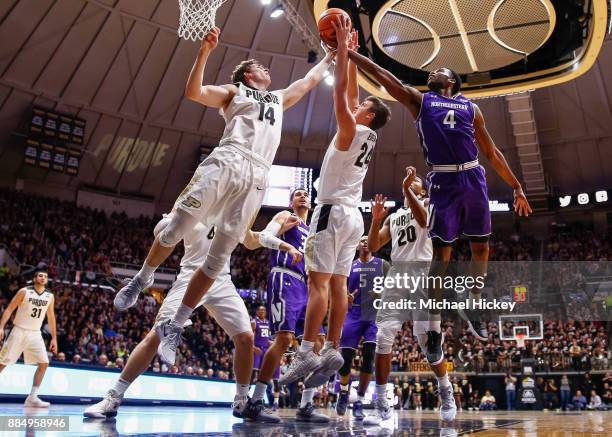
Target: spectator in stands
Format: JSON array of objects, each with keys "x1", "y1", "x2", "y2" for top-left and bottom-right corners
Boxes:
[
  {"x1": 586, "y1": 389, "x2": 602, "y2": 410},
  {"x1": 560, "y1": 374, "x2": 571, "y2": 410},
  {"x1": 480, "y1": 390, "x2": 497, "y2": 410},
  {"x1": 544, "y1": 378, "x2": 559, "y2": 410},
  {"x1": 505, "y1": 372, "x2": 517, "y2": 410},
  {"x1": 601, "y1": 383, "x2": 612, "y2": 406},
  {"x1": 570, "y1": 390, "x2": 587, "y2": 410}
]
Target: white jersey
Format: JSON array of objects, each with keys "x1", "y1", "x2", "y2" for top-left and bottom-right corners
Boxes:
[
  {"x1": 389, "y1": 204, "x2": 432, "y2": 263},
  {"x1": 13, "y1": 287, "x2": 53, "y2": 331},
  {"x1": 218, "y1": 82, "x2": 284, "y2": 166},
  {"x1": 177, "y1": 223, "x2": 231, "y2": 283},
  {"x1": 317, "y1": 124, "x2": 377, "y2": 206}
]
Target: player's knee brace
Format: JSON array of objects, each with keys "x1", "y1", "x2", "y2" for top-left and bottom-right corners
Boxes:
[
  {"x1": 158, "y1": 211, "x2": 198, "y2": 247},
  {"x1": 361, "y1": 342, "x2": 376, "y2": 374},
  {"x1": 201, "y1": 230, "x2": 238, "y2": 279},
  {"x1": 375, "y1": 322, "x2": 400, "y2": 355},
  {"x1": 339, "y1": 348, "x2": 355, "y2": 376}
]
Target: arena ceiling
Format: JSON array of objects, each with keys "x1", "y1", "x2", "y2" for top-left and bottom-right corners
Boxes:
[{"x1": 0, "y1": 0, "x2": 611, "y2": 212}]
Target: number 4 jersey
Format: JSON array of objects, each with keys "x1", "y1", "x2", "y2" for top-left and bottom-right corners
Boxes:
[
  {"x1": 13, "y1": 286, "x2": 53, "y2": 331},
  {"x1": 317, "y1": 124, "x2": 377, "y2": 206},
  {"x1": 389, "y1": 204, "x2": 432, "y2": 263}
]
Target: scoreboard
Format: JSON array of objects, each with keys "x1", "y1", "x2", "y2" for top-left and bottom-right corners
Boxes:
[{"x1": 24, "y1": 107, "x2": 85, "y2": 174}]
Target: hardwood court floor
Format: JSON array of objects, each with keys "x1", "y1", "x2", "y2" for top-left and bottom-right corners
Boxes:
[{"x1": 0, "y1": 403, "x2": 608, "y2": 436}]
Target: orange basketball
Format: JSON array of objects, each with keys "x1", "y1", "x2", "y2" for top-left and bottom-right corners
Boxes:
[{"x1": 318, "y1": 8, "x2": 351, "y2": 48}]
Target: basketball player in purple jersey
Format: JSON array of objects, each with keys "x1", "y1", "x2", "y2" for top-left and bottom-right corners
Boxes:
[
  {"x1": 251, "y1": 306, "x2": 280, "y2": 409},
  {"x1": 336, "y1": 236, "x2": 389, "y2": 419},
  {"x1": 250, "y1": 188, "x2": 327, "y2": 423},
  {"x1": 347, "y1": 52, "x2": 532, "y2": 342}
]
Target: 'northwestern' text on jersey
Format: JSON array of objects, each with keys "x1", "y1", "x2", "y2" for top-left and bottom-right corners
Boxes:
[
  {"x1": 269, "y1": 217, "x2": 309, "y2": 278},
  {"x1": 219, "y1": 83, "x2": 284, "y2": 166},
  {"x1": 254, "y1": 317, "x2": 271, "y2": 349},
  {"x1": 416, "y1": 92, "x2": 477, "y2": 166},
  {"x1": 317, "y1": 124, "x2": 377, "y2": 206},
  {"x1": 347, "y1": 257, "x2": 385, "y2": 313}
]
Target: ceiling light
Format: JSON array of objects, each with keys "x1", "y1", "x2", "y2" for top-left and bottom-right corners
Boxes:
[{"x1": 270, "y1": 5, "x2": 284, "y2": 18}]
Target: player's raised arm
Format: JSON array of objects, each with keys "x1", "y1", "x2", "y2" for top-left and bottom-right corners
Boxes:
[
  {"x1": 368, "y1": 194, "x2": 391, "y2": 252},
  {"x1": 46, "y1": 294, "x2": 57, "y2": 354},
  {"x1": 403, "y1": 167, "x2": 428, "y2": 228},
  {"x1": 473, "y1": 105, "x2": 532, "y2": 217},
  {"x1": 280, "y1": 49, "x2": 335, "y2": 110},
  {"x1": 184, "y1": 27, "x2": 237, "y2": 109},
  {"x1": 0, "y1": 288, "x2": 25, "y2": 342},
  {"x1": 332, "y1": 17, "x2": 357, "y2": 151},
  {"x1": 347, "y1": 30, "x2": 360, "y2": 111},
  {"x1": 347, "y1": 49, "x2": 422, "y2": 118}
]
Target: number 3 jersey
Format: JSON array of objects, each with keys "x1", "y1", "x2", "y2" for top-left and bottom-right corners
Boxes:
[
  {"x1": 219, "y1": 82, "x2": 284, "y2": 166},
  {"x1": 269, "y1": 218, "x2": 309, "y2": 279},
  {"x1": 317, "y1": 124, "x2": 377, "y2": 206},
  {"x1": 415, "y1": 92, "x2": 476, "y2": 166},
  {"x1": 13, "y1": 286, "x2": 52, "y2": 331},
  {"x1": 389, "y1": 203, "x2": 432, "y2": 263}
]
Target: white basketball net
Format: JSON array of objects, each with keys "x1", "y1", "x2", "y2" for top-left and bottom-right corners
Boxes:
[{"x1": 178, "y1": 0, "x2": 227, "y2": 41}]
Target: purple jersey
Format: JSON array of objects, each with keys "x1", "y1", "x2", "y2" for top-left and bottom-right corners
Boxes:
[
  {"x1": 416, "y1": 92, "x2": 477, "y2": 166},
  {"x1": 254, "y1": 317, "x2": 271, "y2": 349},
  {"x1": 269, "y1": 217, "x2": 308, "y2": 278},
  {"x1": 347, "y1": 257, "x2": 385, "y2": 312}
]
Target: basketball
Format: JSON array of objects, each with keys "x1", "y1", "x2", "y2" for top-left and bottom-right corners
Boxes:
[{"x1": 318, "y1": 8, "x2": 351, "y2": 48}]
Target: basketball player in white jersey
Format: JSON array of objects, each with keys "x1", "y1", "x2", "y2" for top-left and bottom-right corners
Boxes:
[
  {"x1": 279, "y1": 18, "x2": 391, "y2": 387},
  {"x1": 114, "y1": 26, "x2": 334, "y2": 362},
  {"x1": 363, "y1": 167, "x2": 456, "y2": 424},
  {"x1": 0, "y1": 270, "x2": 57, "y2": 407},
  {"x1": 84, "y1": 211, "x2": 301, "y2": 422}
]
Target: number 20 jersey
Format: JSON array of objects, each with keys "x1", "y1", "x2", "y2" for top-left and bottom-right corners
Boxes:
[
  {"x1": 218, "y1": 82, "x2": 284, "y2": 166},
  {"x1": 317, "y1": 124, "x2": 377, "y2": 206},
  {"x1": 389, "y1": 204, "x2": 432, "y2": 263}
]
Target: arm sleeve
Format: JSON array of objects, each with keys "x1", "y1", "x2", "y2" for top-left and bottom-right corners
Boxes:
[{"x1": 258, "y1": 221, "x2": 283, "y2": 250}]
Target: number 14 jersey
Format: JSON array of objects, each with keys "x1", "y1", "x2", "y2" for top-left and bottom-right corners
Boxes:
[
  {"x1": 389, "y1": 204, "x2": 432, "y2": 263},
  {"x1": 317, "y1": 124, "x2": 377, "y2": 207}
]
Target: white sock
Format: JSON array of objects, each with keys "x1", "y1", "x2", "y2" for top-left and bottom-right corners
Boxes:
[
  {"x1": 112, "y1": 378, "x2": 130, "y2": 397},
  {"x1": 235, "y1": 383, "x2": 250, "y2": 399},
  {"x1": 30, "y1": 386, "x2": 39, "y2": 396},
  {"x1": 436, "y1": 374, "x2": 451, "y2": 389},
  {"x1": 136, "y1": 262, "x2": 156, "y2": 283},
  {"x1": 301, "y1": 388, "x2": 315, "y2": 408},
  {"x1": 376, "y1": 384, "x2": 387, "y2": 399},
  {"x1": 299, "y1": 340, "x2": 314, "y2": 353},
  {"x1": 252, "y1": 381, "x2": 268, "y2": 402},
  {"x1": 173, "y1": 303, "x2": 194, "y2": 327},
  {"x1": 322, "y1": 341, "x2": 334, "y2": 351}
]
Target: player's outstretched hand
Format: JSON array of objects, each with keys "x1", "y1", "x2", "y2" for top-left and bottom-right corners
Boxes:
[
  {"x1": 403, "y1": 166, "x2": 416, "y2": 194},
  {"x1": 281, "y1": 214, "x2": 301, "y2": 234},
  {"x1": 288, "y1": 245, "x2": 303, "y2": 266},
  {"x1": 513, "y1": 188, "x2": 532, "y2": 217},
  {"x1": 371, "y1": 194, "x2": 389, "y2": 221},
  {"x1": 201, "y1": 26, "x2": 220, "y2": 51},
  {"x1": 331, "y1": 15, "x2": 352, "y2": 48}
]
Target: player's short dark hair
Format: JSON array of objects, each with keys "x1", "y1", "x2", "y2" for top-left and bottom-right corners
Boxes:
[
  {"x1": 33, "y1": 269, "x2": 48, "y2": 278},
  {"x1": 231, "y1": 59, "x2": 259, "y2": 85},
  {"x1": 365, "y1": 96, "x2": 391, "y2": 131},
  {"x1": 290, "y1": 187, "x2": 309, "y2": 201},
  {"x1": 449, "y1": 69, "x2": 462, "y2": 95}
]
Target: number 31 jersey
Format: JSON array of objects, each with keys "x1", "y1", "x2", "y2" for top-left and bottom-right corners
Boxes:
[
  {"x1": 219, "y1": 82, "x2": 284, "y2": 166},
  {"x1": 389, "y1": 204, "x2": 432, "y2": 263},
  {"x1": 13, "y1": 287, "x2": 53, "y2": 331},
  {"x1": 317, "y1": 124, "x2": 377, "y2": 207}
]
